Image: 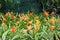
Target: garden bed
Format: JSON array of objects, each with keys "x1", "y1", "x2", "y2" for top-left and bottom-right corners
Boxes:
[{"x1": 0, "y1": 11, "x2": 60, "y2": 40}]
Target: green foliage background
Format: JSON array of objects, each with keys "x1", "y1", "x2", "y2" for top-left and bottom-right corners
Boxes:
[{"x1": 0, "y1": 0, "x2": 60, "y2": 13}]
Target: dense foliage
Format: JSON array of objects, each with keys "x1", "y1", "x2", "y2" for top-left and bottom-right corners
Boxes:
[
  {"x1": 0, "y1": 11, "x2": 60, "y2": 40},
  {"x1": 0, "y1": 0, "x2": 60, "y2": 13}
]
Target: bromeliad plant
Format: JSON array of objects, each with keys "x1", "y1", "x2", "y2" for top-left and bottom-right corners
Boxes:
[{"x1": 0, "y1": 11, "x2": 60, "y2": 40}]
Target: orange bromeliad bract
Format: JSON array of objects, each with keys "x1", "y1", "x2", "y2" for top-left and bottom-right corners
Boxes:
[
  {"x1": 5, "y1": 13, "x2": 9, "y2": 18},
  {"x1": 22, "y1": 16, "x2": 25, "y2": 21},
  {"x1": 26, "y1": 18, "x2": 30, "y2": 22},
  {"x1": 27, "y1": 25, "x2": 33, "y2": 30},
  {"x1": 16, "y1": 21, "x2": 20, "y2": 25},
  {"x1": 29, "y1": 12, "x2": 33, "y2": 16},
  {"x1": 54, "y1": 18, "x2": 57, "y2": 22},
  {"x1": 50, "y1": 19, "x2": 55, "y2": 24},
  {"x1": 12, "y1": 26, "x2": 16, "y2": 33},
  {"x1": 12, "y1": 16, "x2": 16, "y2": 20},
  {"x1": 50, "y1": 18, "x2": 57, "y2": 24},
  {"x1": 44, "y1": 12, "x2": 49, "y2": 17},
  {"x1": 17, "y1": 14, "x2": 20, "y2": 18},
  {"x1": 28, "y1": 21, "x2": 32, "y2": 25},
  {"x1": 3, "y1": 18, "x2": 7, "y2": 23},
  {"x1": 50, "y1": 26, "x2": 55, "y2": 31}
]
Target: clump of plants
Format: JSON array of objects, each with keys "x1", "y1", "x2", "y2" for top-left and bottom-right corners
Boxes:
[{"x1": 0, "y1": 11, "x2": 60, "y2": 40}]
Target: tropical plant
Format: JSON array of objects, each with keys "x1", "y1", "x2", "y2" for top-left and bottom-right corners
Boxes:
[{"x1": 0, "y1": 11, "x2": 60, "y2": 40}]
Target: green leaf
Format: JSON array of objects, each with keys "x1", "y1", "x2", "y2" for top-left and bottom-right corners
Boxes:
[
  {"x1": 35, "y1": 35, "x2": 38, "y2": 40},
  {"x1": 11, "y1": 35, "x2": 20, "y2": 40},
  {"x1": 2, "y1": 29, "x2": 10, "y2": 40}
]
